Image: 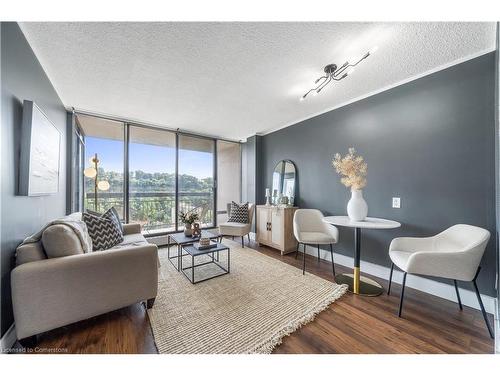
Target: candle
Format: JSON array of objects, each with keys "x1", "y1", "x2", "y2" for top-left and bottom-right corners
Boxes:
[{"x1": 265, "y1": 188, "x2": 270, "y2": 197}]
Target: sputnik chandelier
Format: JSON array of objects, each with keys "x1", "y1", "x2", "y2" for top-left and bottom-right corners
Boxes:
[{"x1": 300, "y1": 46, "x2": 378, "y2": 101}]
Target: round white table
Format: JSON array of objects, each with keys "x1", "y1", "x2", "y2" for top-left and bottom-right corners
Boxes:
[{"x1": 323, "y1": 216, "x2": 401, "y2": 296}]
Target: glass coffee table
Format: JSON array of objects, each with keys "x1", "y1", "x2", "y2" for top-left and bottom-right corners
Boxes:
[
  {"x1": 167, "y1": 230, "x2": 221, "y2": 271},
  {"x1": 180, "y1": 242, "x2": 230, "y2": 284}
]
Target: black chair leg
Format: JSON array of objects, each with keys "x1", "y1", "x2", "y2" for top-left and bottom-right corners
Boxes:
[
  {"x1": 302, "y1": 243, "x2": 306, "y2": 275},
  {"x1": 295, "y1": 242, "x2": 299, "y2": 259},
  {"x1": 329, "y1": 243, "x2": 335, "y2": 277},
  {"x1": 317, "y1": 244, "x2": 320, "y2": 262},
  {"x1": 398, "y1": 272, "x2": 407, "y2": 317},
  {"x1": 453, "y1": 280, "x2": 463, "y2": 310},
  {"x1": 247, "y1": 233, "x2": 251, "y2": 242},
  {"x1": 472, "y1": 268, "x2": 494, "y2": 339},
  {"x1": 388, "y1": 263, "x2": 394, "y2": 295},
  {"x1": 241, "y1": 236, "x2": 244, "y2": 248}
]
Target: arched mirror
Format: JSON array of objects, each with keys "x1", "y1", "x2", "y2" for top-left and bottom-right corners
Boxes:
[{"x1": 271, "y1": 160, "x2": 296, "y2": 204}]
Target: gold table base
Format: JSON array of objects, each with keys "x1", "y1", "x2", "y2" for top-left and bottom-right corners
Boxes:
[{"x1": 335, "y1": 273, "x2": 383, "y2": 296}]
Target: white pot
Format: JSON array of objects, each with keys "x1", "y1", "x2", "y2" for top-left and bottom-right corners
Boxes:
[
  {"x1": 347, "y1": 189, "x2": 368, "y2": 221},
  {"x1": 184, "y1": 224, "x2": 193, "y2": 237}
]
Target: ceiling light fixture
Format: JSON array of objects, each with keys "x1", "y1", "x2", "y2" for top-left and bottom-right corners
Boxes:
[{"x1": 300, "y1": 46, "x2": 378, "y2": 101}]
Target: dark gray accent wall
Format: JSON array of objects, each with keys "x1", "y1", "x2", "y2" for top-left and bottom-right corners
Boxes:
[
  {"x1": 242, "y1": 135, "x2": 263, "y2": 231},
  {"x1": 1, "y1": 22, "x2": 68, "y2": 336},
  {"x1": 259, "y1": 52, "x2": 497, "y2": 296}
]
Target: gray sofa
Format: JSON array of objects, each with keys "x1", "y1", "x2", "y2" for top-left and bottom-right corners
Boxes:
[{"x1": 11, "y1": 218, "x2": 158, "y2": 346}]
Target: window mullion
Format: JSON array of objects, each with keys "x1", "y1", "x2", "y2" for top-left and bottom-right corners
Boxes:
[{"x1": 124, "y1": 123, "x2": 130, "y2": 223}]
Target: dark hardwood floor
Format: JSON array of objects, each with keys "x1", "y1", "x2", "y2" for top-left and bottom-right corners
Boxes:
[{"x1": 18, "y1": 241, "x2": 495, "y2": 354}]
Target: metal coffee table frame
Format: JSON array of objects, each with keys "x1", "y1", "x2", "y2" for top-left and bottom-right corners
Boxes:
[
  {"x1": 180, "y1": 243, "x2": 230, "y2": 284},
  {"x1": 167, "y1": 231, "x2": 221, "y2": 271}
]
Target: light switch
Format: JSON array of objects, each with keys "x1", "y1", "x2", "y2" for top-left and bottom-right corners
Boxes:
[{"x1": 392, "y1": 197, "x2": 401, "y2": 209}]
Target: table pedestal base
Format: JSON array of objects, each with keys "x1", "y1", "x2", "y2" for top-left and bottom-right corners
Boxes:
[{"x1": 335, "y1": 273, "x2": 383, "y2": 296}]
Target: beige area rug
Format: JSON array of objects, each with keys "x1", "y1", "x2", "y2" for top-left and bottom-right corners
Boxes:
[{"x1": 148, "y1": 240, "x2": 347, "y2": 354}]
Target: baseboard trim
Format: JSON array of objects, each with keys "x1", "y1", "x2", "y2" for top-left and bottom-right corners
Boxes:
[
  {"x1": 297, "y1": 243, "x2": 496, "y2": 315},
  {"x1": 0, "y1": 323, "x2": 16, "y2": 353}
]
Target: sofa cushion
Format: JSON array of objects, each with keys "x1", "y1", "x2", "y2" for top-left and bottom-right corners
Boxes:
[
  {"x1": 228, "y1": 202, "x2": 249, "y2": 223},
  {"x1": 16, "y1": 241, "x2": 47, "y2": 265},
  {"x1": 83, "y1": 210, "x2": 124, "y2": 250},
  {"x1": 110, "y1": 233, "x2": 149, "y2": 250},
  {"x1": 219, "y1": 222, "x2": 249, "y2": 236},
  {"x1": 42, "y1": 224, "x2": 85, "y2": 259}
]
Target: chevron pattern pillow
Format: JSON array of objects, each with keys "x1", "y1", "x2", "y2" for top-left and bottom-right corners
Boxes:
[
  {"x1": 83, "y1": 208, "x2": 124, "y2": 250},
  {"x1": 87, "y1": 207, "x2": 123, "y2": 234},
  {"x1": 228, "y1": 201, "x2": 249, "y2": 223}
]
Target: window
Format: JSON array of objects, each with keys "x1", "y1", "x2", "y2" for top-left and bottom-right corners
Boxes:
[
  {"x1": 216, "y1": 140, "x2": 241, "y2": 223},
  {"x1": 75, "y1": 114, "x2": 240, "y2": 234},
  {"x1": 78, "y1": 114, "x2": 125, "y2": 219},
  {"x1": 129, "y1": 126, "x2": 176, "y2": 234},
  {"x1": 178, "y1": 135, "x2": 215, "y2": 228}
]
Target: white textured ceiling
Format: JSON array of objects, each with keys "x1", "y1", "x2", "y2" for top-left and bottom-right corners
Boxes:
[{"x1": 19, "y1": 22, "x2": 496, "y2": 141}]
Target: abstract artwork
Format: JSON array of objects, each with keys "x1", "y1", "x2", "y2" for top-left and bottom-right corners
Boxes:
[{"x1": 19, "y1": 100, "x2": 61, "y2": 196}]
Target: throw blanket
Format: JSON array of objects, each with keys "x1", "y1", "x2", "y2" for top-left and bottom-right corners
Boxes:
[{"x1": 21, "y1": 212, "x2": 93, "y2": 253}]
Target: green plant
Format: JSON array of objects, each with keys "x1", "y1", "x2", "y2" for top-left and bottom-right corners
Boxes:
[{"x1": 179, "y1": 210, "x2": 200, "y2": 225}]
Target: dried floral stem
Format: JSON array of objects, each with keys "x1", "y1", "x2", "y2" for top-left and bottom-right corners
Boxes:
[{"x1": 332, "y1": 147, "x2": 367, "y2": 190}]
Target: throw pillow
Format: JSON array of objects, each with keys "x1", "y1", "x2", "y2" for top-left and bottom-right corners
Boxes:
[
  {"x1": 83, "y1": 210, "x2": 124, "y2": 251},
  {"x1": 87, "y1": 207, "x2": 123, "y2": 234},
  {"x1": 108, "y1": 207, "x2": 123, "y2": 234},
  {"x1": 42, "y1": 224, "x2": 85, "y2": 258},
  {"x1": 228, "y1": 202, "x2": 249, "y2": 223}
]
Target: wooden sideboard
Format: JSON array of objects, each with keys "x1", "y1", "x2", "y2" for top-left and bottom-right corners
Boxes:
[{"x1": 256, "y1": 205, "x2": 298, "y2": 255}]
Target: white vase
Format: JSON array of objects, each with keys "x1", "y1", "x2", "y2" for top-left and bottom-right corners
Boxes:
[
  {"x1": 347, "y1": 189, "x2": 368, "y2": 221},
  {"x1": 184, "y1": 223, "x2": 193, "y2": 237}
]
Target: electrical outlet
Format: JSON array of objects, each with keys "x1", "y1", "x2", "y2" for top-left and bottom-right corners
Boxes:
[{"x1": 392, "y1": 197, "x2": 401, "y2": 209}]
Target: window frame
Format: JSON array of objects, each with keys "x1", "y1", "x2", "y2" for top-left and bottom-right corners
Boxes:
[{"x1": 75, "y1": 113, "x2": 241, "y2": 237}]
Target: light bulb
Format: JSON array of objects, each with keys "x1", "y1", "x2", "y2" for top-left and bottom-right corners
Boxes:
[
  {"x1": 312, "y1": 91, "x2": 318, "y2": 96},
  {"x1": 299, "y1": 96, "x2": 305, "y2": 101},
  {"x1": 84, "y1": 167, "x2": 97, "y2": 178},
  {"x1": 369, "y1": 46, "x2": 378, "y2": 54},
  {"x1": 347, "y1": 68, "x2": 355, "y2": 76},
  {"x1": 97, "y1": 180, "x2": 110, "y2": 191}
]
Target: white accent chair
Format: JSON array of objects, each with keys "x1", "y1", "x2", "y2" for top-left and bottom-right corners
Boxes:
[
  {"x1": 293, "y1": 209, "x2": 339, "y2": 277},
  {"x1": 218, "y1": 203, "x2": 255, "y2": 248},
  {"x1": 388, "y1": 224, "x2": 493, "y2": 339}
]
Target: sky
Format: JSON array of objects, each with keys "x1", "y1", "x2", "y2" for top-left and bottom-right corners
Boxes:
[{"x1": 85, "y1": 137, "x2": 213, "y2": 179}]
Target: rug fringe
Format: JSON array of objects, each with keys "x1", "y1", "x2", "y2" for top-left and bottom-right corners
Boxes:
[{"x1": 250, "y1": 284, "x2": 348, "y2": 354}]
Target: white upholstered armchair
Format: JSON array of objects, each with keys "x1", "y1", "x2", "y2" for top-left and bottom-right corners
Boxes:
[
  {"x1": 388, "y1": 224, "x2": 493, "y2": 338},
  {"x1": 293, "y1": 209, "x2": 339, "y2": 277},
  {"x1": 218, "y1": 203, "x2": 255, "y2": 248}
]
